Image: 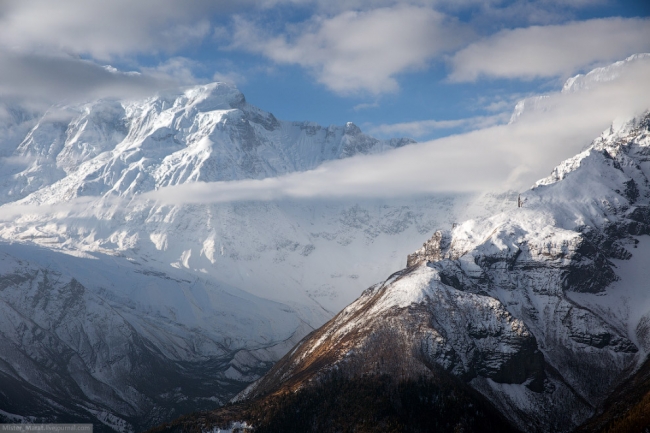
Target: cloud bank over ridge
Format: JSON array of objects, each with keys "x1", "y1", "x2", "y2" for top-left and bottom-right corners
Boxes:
[{"x1": 135, "y1": 56, "x2": 650, "y2": 204}]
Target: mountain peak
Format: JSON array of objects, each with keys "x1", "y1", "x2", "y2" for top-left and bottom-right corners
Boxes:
[
  {"x1": 344, "y1": 121, "x2": 362, "y2": 136},
  {"x1": 510, "y1": 53, "x2": 650, "y2": 123},
  {"x1": 562, "y1": 53, "x2": 650, "y2": 94},
  {"x1": 218, "y1": 111, "x2": 650, "y2": 433},
  {"x1": 175, "y1": 82, "x2": 246, "y2": 112}
]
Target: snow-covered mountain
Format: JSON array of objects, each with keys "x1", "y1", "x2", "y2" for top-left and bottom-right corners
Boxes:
[
  {"x1": 0, "y1": 79, "x2": 526, "y2": 318},
  {"x1": 3, "y1": 55, "x2": 643, "y2": 430},
  {"x1": 0, "y1": 82, "x2": 497, "y2": 313},
  {"x1": 0, "y1": 82, "x2": 517, "y2": 430},
  {"x1": 510, "y1": 53, "x2": 649, "y2": 124},
  {"x1": 0, "y1": 82, "x2": 417, "y2": 205},
  {"x1": 224, "y1": 112, "x2": 650, "y2": 433}
]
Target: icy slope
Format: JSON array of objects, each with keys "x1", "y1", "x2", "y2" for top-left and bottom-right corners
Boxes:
[{"x1": 239, "y1": 112, "x2": 650, "y2": 433}]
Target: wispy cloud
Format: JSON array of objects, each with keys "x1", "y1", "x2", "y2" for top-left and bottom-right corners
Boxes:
[
  {"x1": 231, "y1": 5, "x2": 473, "y2": 95},
  {"x1": 141, "y1": 57, "x2": 208, "y2": 87},
  {"x1": 367, "y1": 114, "x2": 508, "y2": 138},
  {"x1": 353, "y1": 101, "x2": 379, "y2": 111},
  {"x1": 0, "y1": 196, "x2": 115, "y2": 221},
  {"x1": 449, "y1": 17, "x2": 650, "y2": 82}
]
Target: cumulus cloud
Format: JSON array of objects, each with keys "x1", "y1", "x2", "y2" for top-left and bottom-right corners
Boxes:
[
  {"x1": 0, "y1": 49, "x2": 174, "y2": 103},
  {"x1": 139, "y1": 56, "x2": 650, "y2": 204},
  {"x1": 231, "y1": 5, "x2": 473, "y2": 95},
  {"x1": 449, "y1": 17, "x2": 650, "y2": 82},
  {"x1": 0, "y1": 1, "x2": 239, "y2": 105},
  {"x1": 0, "y1": 0, "x2": 231, "y2": 59}
]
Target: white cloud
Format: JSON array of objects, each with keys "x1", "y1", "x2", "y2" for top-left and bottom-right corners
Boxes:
[
  {"x1": 212, "y1": 70, "x2": 247, "y2": 85},
  {"x1": 139, "y1": 56, "x2": 650, "y2": 203},
  {"x1": 141, "y1": 57, "x2": 206, "y2": 87},
  {"x1": 353, "y1": 101, "x2": 379, "y2": 111},
  {"x1": 0, "y1": 49, "x2": 174, "y2": 103},
  {"x1": 0, "y1": 0, "x2": 226, "y2": 59},
  {"x1": 231, "y1": 5, "x2": 473, "y2": 95},
  {"x1": 0, "y1": 1, "x2": 241, "y2": 105},
  {"x1": 368, "y1": 114, "x2": 508, "y2": 138},
  {"x1": 449, "y1": 17, "x2": 650, "y2": 82}
]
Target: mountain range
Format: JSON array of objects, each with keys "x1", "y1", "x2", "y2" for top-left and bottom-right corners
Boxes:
[
  {"x1": 0, "y1": 81, "x2": 517, "y2": 431},
  {"x1": 150, "y1": 110, "x2": 650, "y2": 433},
  {"x1": 1, "y1": 55, "x2": 649, "y2": 432}
]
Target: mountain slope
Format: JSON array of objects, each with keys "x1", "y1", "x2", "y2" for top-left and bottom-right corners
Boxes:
[
  {"x1": 149, "y1": 371, "x2": 520, "y2": 433},
  {"x1": 175, "y1": 112, "x2": 650, "y2": 433},
  {"x1": 0, "y1": 242, "x2": 317, "y2": 432},
  {"x1": 576, "y1": 356, "x2": 650, "y2": 432}
]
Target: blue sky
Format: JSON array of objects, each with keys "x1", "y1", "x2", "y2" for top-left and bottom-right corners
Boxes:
[
  {"x1": 212, "y1": 0, "x2": 650, "y2": 137},
  {"x1": 0, "y1": 0, "x2": 648, "y2": 143}
]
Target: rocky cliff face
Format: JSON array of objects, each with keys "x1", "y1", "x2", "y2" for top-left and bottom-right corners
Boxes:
[{"x1": 231, "y1": 112, "x2": 650, "y2": 433}]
